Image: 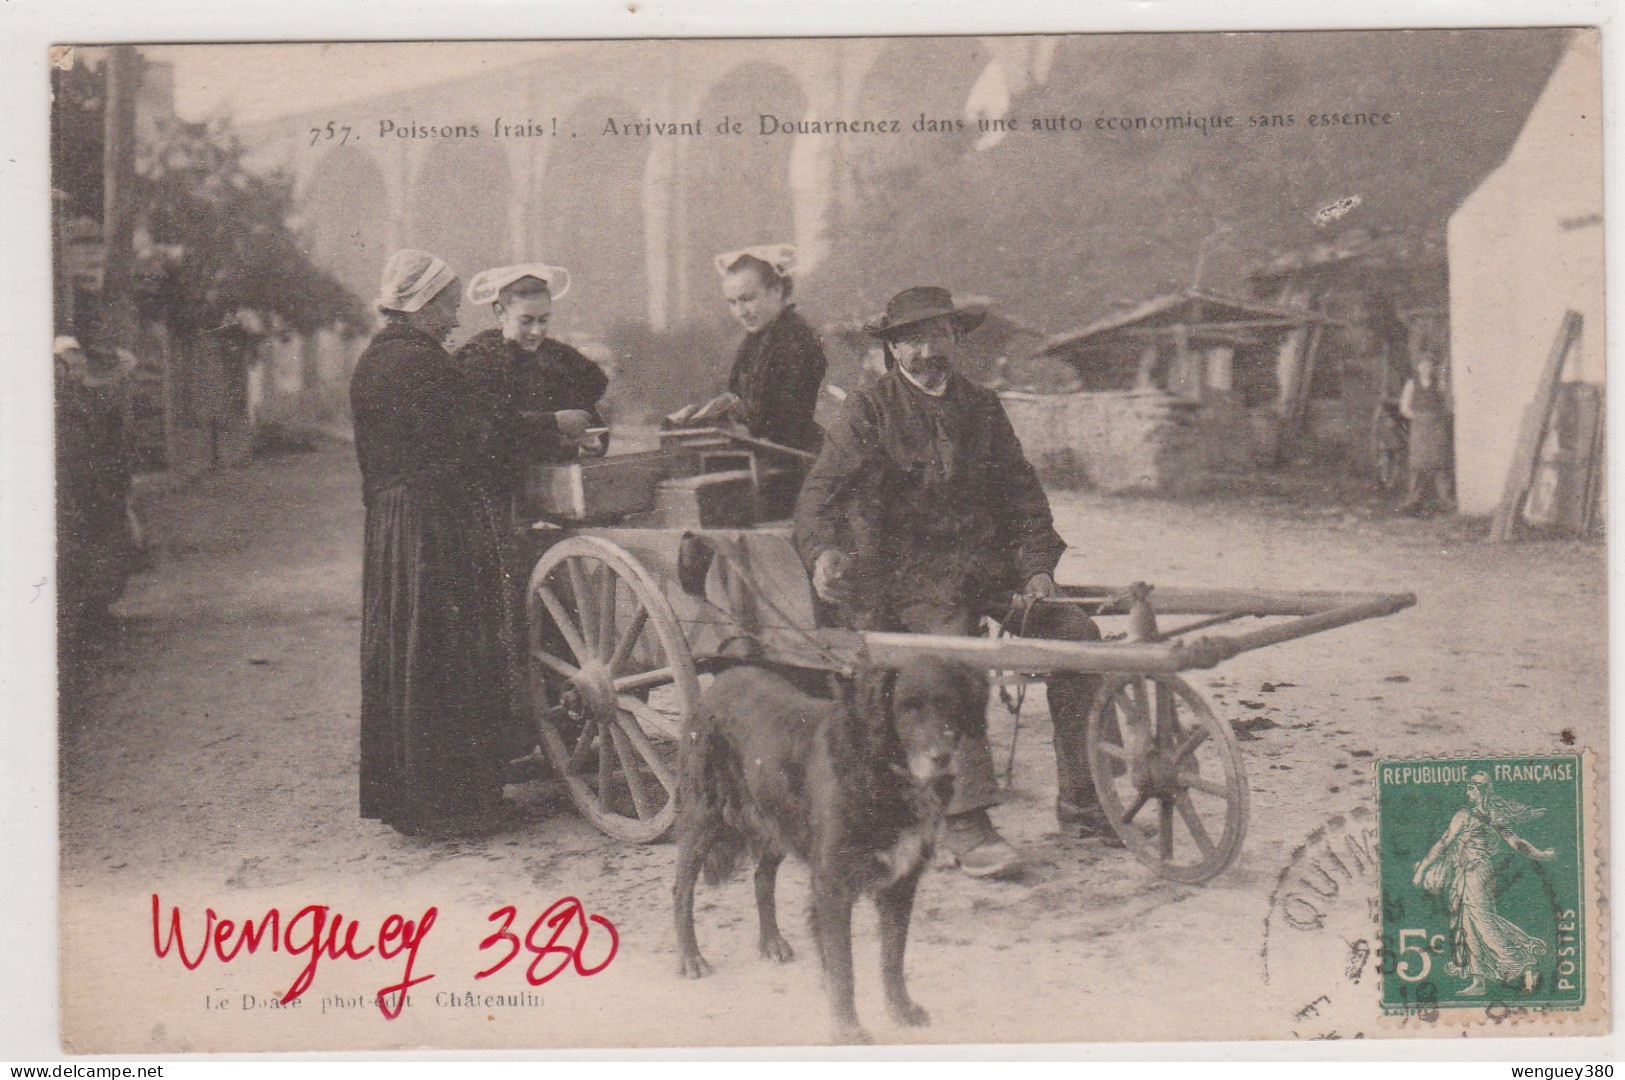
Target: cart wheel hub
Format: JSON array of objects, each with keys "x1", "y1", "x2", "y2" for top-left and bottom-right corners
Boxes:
[
  {"x1": 565, "y1": 663, "x2": 618, "y2": 723},
  {"x1": 1145, "y1": 752, "x2": 1180, "y2": 796}
]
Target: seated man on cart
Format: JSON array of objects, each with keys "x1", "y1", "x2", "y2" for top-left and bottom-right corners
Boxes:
[{"x1": 793, "y1": 286, "x2": 1117, "y2": 880}]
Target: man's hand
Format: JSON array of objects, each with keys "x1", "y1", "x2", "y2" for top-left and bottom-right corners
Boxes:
[
  {"x1": 1023, "y1": 572, "x2": 1057, "y2": 601},
  {"x1": 553, "y1": 409, "x2": 593, "y2": 440},
  {"x1": 812, "y1": 550, "x2": 848, "y2": 604}
]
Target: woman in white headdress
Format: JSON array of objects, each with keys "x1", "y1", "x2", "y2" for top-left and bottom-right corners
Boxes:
[
  {"x1": 349, "y1": 249, "x2": 522, "y2": 838},
  {"x1": 707, "y1": 243, "x2": 827, "y2": 458},
  {"x1": 453, "y1": 263, "x2": 608, "y2": 507},
  {"x1": 676, "y1": 246, "x2": 832, "y2": 461}
]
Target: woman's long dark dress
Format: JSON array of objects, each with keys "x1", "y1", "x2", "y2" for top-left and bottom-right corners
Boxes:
[{"x1": 350, "y1": 322, "x2": 519, "y2": 832}]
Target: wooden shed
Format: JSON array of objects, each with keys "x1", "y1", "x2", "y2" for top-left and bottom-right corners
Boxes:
[
  {"x1": 1015, "y1": 291, "x2": 1332, "y2": 492},
  {"x1": 1249, "y1": 228, "x2": 1449, "y2": 476}
]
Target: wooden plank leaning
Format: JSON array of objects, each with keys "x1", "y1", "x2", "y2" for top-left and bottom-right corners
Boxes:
[{"x1": 1489, "y1": 310, "x2": 1583, "y2": 542}]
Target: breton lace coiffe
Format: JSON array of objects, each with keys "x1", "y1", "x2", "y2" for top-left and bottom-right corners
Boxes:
[
  {"x1": 465, "y1": 263, "x2": 573, "y2": 306},
  {"x1": 713, "y1": 243, "x2": 797, "y2": 279}
]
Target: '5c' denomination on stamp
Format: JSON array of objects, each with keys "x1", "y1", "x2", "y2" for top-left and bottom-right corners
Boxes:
[{"x1": 1377, "y1": 754, "x2": 1598, "y2": 1022}]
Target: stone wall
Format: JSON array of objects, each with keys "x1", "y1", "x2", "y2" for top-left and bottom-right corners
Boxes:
[{"x1": 1000, "y1": 388, "x2": 1207, "y2": 494}]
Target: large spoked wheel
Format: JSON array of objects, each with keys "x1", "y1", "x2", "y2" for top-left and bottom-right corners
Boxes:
[
  {"x1": 526, "y1": 536, "x2": 700, "y2": 842},
  {"x1": 1086, "y1": 673, "x2": 1249, "y2": 884}
]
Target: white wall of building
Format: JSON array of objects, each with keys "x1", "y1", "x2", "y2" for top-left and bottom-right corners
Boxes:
[{"x1": 1447, "y1": 31, "x2": 1603, "y2": 515}]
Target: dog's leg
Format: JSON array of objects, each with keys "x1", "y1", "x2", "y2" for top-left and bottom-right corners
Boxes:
[
  {"x1": 673, "y1": 820, "x2": 715, "y2": 979},
  {"x1": 754, "y1": 852, "x2": 795, "y2": 963},
  {"x1": 877, "y1": 866, "x2": 930, "y2": 1027},
  {"x1": 811, "y1": 884, "x2": 868, "y2": 1044}
]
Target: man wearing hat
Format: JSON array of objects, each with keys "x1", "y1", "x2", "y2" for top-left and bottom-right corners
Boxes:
[{"x1": 793, "y1": 286, "x2": 1111, "y2": 878}]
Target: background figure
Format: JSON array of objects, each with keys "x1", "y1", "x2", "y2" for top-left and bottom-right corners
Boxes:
[
  {"x1": 1412, "y1": 772, "x2": 1555, "y2": 994},
  {"x1": 55, "y1": 336, "x2": 136, "y2": 691},
  {"x1": 350, "y1": 249, "x2": 521, "y2": 838},
  {"x1": 1397, "y1": 356, "x2": 1454, "y2": 515}
]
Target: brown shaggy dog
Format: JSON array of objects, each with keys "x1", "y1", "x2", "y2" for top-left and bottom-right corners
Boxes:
[{"x1": 673, "y1": 657, "x2": 989, "y2": 1044}]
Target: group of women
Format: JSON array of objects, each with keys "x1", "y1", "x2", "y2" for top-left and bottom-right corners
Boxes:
[{"x1": 350, "y1": 243, "x2": 828, "y2": 837}]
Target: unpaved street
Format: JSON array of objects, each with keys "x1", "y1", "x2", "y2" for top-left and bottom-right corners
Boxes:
[{"x1": 58, "y1": 442, "x2": 1606, "y2": 1051}]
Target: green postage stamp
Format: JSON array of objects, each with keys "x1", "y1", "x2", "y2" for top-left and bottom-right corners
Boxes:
[{"x1": 1377, "y1": 755, "x2": 1596, "y2": 1018}]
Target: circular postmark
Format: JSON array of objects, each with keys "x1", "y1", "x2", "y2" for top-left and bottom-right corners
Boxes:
[{"x1": 1262, "y1": 806, "x2": 1388, "y2": 1038}]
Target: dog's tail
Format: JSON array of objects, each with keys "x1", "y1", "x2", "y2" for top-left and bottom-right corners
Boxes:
[{"x1": 682, "y1": 722, "x2": 751, "y2": 886}]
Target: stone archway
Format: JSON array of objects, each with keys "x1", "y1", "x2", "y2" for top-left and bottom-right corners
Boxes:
[
  {"x1": 406, "y1": 140, "x2": 513, "y2": 336},
  {"x1": 848, "y1": 38, "x2": 990, "y2": 207},
  {"x1": 683, "y1": 63, "x2": 807, "y2": 323},
  {"x1": 539, "y1": 95, "x2": 650, "y2": 340},
  {"x1": 303, "y1": 145, "x2": 390, "y2": 304}
]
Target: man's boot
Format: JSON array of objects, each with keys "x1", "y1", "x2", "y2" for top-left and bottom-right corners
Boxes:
[
  {"x1": 943, "y1": 733, "x2": 1023, "y2": 878},
  {"x1": 1050, "y1": 671, "x2": 1125, "y2": 848},
  {"x1": 943, "y1": 808, "x2": 1023, "y2": 878}
]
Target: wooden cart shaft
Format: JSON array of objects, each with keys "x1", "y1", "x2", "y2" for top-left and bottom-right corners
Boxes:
[
  {"x1": 734, "y1": 588, "x2": 1415, "y2": 676},
  {"x1": 1053, "y1": 584, "x2": 1414, "y2": 618},
  {"x1": 554, "y1": 525, "x2": 1415, "y2": 678}
]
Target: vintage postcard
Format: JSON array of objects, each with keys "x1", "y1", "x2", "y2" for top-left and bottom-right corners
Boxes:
[{"x1": 46, "y1": 28, "x2": 1607, "y2": 1052}]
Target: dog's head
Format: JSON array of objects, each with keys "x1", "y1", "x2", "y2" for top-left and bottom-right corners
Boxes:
[{"x1": 856, "y1": 656, "x2": 989, "y2": 789}]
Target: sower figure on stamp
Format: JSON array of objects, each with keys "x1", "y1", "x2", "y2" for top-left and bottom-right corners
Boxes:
[
  {"x1": 793, "y1": 286, "x2": 1117, "y2": 880},
  {"x1": 1412, "y1": 772, "x2": 1555, "y2": 995}
]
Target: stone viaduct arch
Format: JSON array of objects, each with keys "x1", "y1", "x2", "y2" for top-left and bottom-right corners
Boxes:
[{"x1": 539, "y1": 94, "x2": 650, "y2": 340}]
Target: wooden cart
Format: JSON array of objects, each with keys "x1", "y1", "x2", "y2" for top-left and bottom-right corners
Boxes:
[{"x1": 516, "y1": 436, "x2": 1414, "y2": 884}]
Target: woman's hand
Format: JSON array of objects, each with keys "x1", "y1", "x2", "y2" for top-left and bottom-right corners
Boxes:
[
  {"x1": 694, "y1": 393, "x2": 740, "y2": 425},
  {"x1": 577, "y1": 427, "x2": 608, "y2": 456},
  {"x1": 812, "y1": 550, "x2": 848, "y2": 604},
  {"x1": 1023, "y1": 572, "x2": 1057, "y2": 601},
  {"x1": 553, "y1": 409, "x2": 593, "y2": 440}
]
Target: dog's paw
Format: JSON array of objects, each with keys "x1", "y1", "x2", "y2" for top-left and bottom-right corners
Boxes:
[
  {"x1": 676, "y1": 953, "x2": 713, "y2": 979},
  {"x1": 888, "y1": 1000, "x2": 931, "y2": 1027},
  {"x1": 759, "y1": 933, "x2": 796, "y2": 964}
]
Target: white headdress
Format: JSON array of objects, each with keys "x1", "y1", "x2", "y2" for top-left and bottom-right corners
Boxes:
[
  {"x1": 375, "y1": 249, "x2": 456, "y2": 314},
  {"x1": 714, "y1": 243, "x2": 797, "y2": 279},
  {"x1": 466, "y1": 263, "x2": 572, "y2": 306}
]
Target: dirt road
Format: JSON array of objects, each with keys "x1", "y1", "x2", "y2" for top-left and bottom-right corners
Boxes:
[{"x1": 58, "y1": 442, "x2": 1607, "y2": 1052}]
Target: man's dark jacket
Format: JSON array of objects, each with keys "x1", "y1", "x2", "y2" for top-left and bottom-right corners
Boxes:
[{"x1": 792, "y1": 367, "x2": 1065, "y2": 618}]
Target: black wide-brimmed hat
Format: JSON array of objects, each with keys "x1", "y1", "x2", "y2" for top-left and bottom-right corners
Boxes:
[{"x1": 864, "y1": 286, "x2": 986, "y2": 338}]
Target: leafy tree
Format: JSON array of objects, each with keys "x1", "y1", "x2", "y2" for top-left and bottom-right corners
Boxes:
[{"x1": 50, "y1": 52, "x2": 366, "y2": 340}]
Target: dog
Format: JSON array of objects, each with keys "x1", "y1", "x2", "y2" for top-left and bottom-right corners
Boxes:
[{"x1": 673, "y1": 656, "x2": 988, "y2": 1044}]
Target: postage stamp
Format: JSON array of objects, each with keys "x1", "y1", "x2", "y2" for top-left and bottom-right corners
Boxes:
[
  {"x1": 26, "y1": 23, "x2": 1609, "y2": 1055},
  {"x1": 1377, "y1": 754, "x2": 1599, "y2": 1021}
]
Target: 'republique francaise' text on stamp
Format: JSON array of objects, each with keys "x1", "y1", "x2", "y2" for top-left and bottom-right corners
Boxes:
[{"x1": 1377, "y1": 755, "x2": 1588, "y2": 1017}]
